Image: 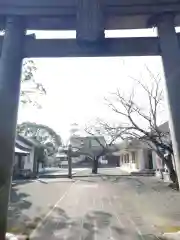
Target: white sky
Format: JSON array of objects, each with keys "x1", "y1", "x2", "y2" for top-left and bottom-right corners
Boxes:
[{"x1": 18, "y1": 29, "x2": 170, "y2": 141}]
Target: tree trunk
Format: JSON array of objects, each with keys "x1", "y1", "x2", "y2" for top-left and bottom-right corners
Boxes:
[
  {"x1": 92, "y1": 156, "x2": 99, "y2": 174},
  {"x1": 164, "y1": 155, "x2": 179, "y2": 190},
  {"x1": 159, "y1": 169, "x2": 164, "y2": 180},
  {"x1": 156, "y1": 149, "x2": 179, "y2": 189}
]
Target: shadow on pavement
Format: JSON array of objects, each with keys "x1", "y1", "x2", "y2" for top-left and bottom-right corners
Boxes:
[
  {"x1": 32, "y1": 208, "x2": 116, "y2": 239},
  {"x1": 12, "y1": 180, "x2": 36, "y2": 187},
  {"x1": 8, "y1": 186, "x2": 33, "y2": 235},
  {"x1": 31, "y1": 207, "x2": 161, "y2": 240}
]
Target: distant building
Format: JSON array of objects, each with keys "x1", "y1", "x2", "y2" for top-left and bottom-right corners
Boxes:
[
  {"x1": 55, "y1": 152, "x2": 68, "y2": 167},
  {"x1": 70, "y1": 135, "x2": 106, "y2": 156},
  {"x1": 13, "y1": 135, "x2": 46, "y2": 178},
  {"x1": 113, "y1": 139, "x2": 155, "y2": 173},
  {"x1": 113, "y1": 121, "x2": 174, "y2": 181},
  {"x1": 14, "y1": 135, "x2": 34, "y2": 178},
  {"x1": 14, "y1": 145, "x2": 30, "y2": 178},
  {"x1": 70, "y1": 135, "x2": 106, "y2": 149}
]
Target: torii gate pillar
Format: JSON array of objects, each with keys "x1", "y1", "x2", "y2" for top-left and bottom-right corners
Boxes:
[
  {"x1": 156, "y1": 13, "x2": 180, "y2": 188},
  {"x1": 0, "y1": 16, "x2": 25, "y2": 239}
]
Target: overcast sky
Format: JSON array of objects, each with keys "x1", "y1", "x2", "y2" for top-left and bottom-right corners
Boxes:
[{"x1": 18, "y1": 29, "x2": 169, "y2": 141}]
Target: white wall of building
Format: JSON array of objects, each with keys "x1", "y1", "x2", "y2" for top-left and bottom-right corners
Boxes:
[
  {"x1": 119, "y1": 148, "x2": 154, "y2": 172},
  {"x1": 129, "y1": 152, "x2": 138, "y2": 171},
  {"x1": 138, "y1": 149, "x2": 145, "y2": 170},
  {"x1": 119, "y1": 150, "x2": 140, "y2": 172},
  {"x1": 152, "y1": 151, "x2": 157, "y2": 170}
]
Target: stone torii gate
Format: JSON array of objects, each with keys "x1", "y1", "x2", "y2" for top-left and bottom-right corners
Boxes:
[{"x1": 0, "y1": 0, "x2": 180, "y2": 238}]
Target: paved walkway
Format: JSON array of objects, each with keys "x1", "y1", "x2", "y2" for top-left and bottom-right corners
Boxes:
[
  {"x1": 10, "y1": 168, "x2": 180, "y2": 239},
  {"x1": 30, "y1": 174, "x2": 166, "y2": 240}
]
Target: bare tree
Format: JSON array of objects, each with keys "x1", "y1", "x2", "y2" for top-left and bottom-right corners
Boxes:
[
  {"x1": 97, "y1": 69, "x2": 178, "y2": 188},
  {"x1": 84, "y1": 121, "x2": 122, "y2": 174}
]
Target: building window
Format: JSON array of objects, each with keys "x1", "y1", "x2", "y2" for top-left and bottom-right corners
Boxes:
[{"x1": 132, "y1": 152, "x2": 136, "y2": 163}]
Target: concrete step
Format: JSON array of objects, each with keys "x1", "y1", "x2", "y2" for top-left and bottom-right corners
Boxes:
[
  {"x1": 130, "y1": 169, "x2": 155, "y2": 176},
  {"x1": 131, "y1": 173, "x2": 155, "y2": 176},
  {"x1": 38, "y1": 171, "x2": 76, "y2": 178},
  {"x1": 39, "y1": 174, "x2": 68, "y2": 178}
]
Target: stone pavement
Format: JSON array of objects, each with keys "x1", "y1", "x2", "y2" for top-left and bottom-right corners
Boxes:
[
  {"x1": 30, "y1": 173, "x2": 170, "y2": 240},
  {"x1": 9, "y1": 168, "x2": 180, "y2": 239},
  {"x1": 8, "y1": 179, "x2": 73, "y2": 236}
]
